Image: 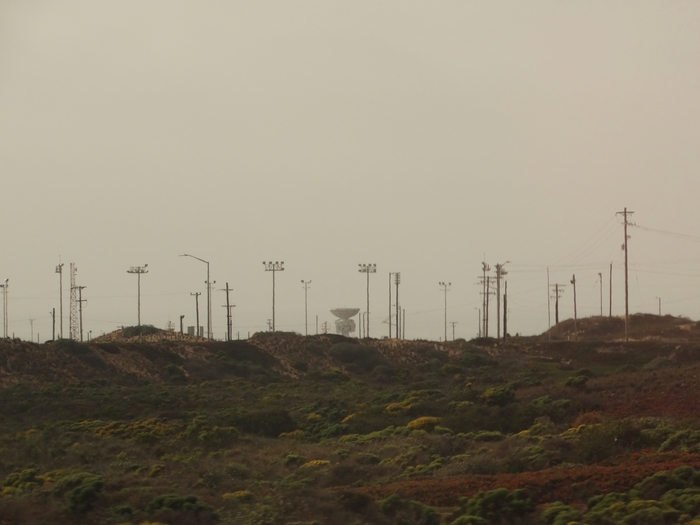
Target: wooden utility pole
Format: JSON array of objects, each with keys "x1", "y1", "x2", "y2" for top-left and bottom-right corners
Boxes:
[
  {"x1": 190, "y1": 292, "x2": 201, "y2": 338},
  {"x1": 179, "y1": 315, "x2": 184, "y2": 335},
  {"x1": 503, "y1": 281, "x2": 508, "y2": 340},
  {"x1": 221, "y1": 282, "x2": 234, "y2": 341},
  {"x1": 598, "y1": 272, "x2": 603, "y2": 316},
  {"x1": 77, "y1": 286, "x2": 87, "y2": 342},
  {"x1": 481, "y1": 262, "x2": 490, "y2": 337},
  {"x1": 449, "y1": 321, "x2": 458, "y2": 341},
  {"x1": 551, "y1": 284, "x2": 565, "y2": 325},
  {"x1": 494, "y1": 262, "x2": 509, "y2": 339},
  {"x1": 609, "y1": 262, "x2": 613, "y2": 317},
  {"x1": 617, "y1": 208, "x2": 634, "y2": 342},
  {"x1": 570, "y1": 274, "x2": 577, "y2": 340},
  {"x1": 395, "y1": 273, "x2": 401, "y2": 340}
]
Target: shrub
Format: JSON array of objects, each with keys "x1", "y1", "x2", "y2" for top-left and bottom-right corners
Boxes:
[
  {"x1": 453, "y1": 488, "x2": 533, "y2": 524},
  {"x1": 328, "y1": 343, "x2": 389, "y2": 372},
  {"x1": 229, "y1": 409, "x2": 296, "y2": 437},
  {"x1": 122, "y1": 325, "x2": 161, "y2": 338},
  {"x1": 66, "y1": 477, "x2": 103, "y2": 513},
  {"x1": 565, "y1": 375, "x2": 588, "y2": 388},
  {"x1": 146, "y1": 494, "x2": 212, "y2": 514},
  {"x1": 541, "y1": 501, "x2": 581, "y2": 525},
  {"x1": 407, "y1": 417, "x2": 441, "y2": 431},
  {"x1": 379, "y1": 494, "x2": 440, "y2": 525},
  {"x1": 481, "y1": 386, "x2": 515, "y2": 407}
]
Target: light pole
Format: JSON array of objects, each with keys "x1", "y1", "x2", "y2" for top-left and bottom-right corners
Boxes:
[
  {"x1": 395, "y1": 272, "x2": 401, "y2": 340},
  {"x1": 301, "y1": 280, "x2": 311, "y2": 336},
  {"x1": 127, "y1": 264, "x2": 148, "y2": 326},
  {"x1": 55, "y1": 263, "x2": 64, "y2": 338},
  {"x1": 181, "y1": 254, "x2": 213, "y2": 340},
  {"x1": 439, "y1": 281, "x2": 451, "y2": 342},
  {"x1": 358, "y1": 264, "x2": 376, "y2": 338},
  {"x1": 656, "y1": 297, "x2": 661, "y2": 316},
  {"x1": 263, "y1": 261, "x2": 285, "y2": 332}
]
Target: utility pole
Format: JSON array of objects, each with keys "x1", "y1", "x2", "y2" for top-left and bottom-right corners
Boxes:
[
  {"x1": 550, "y1": 283, "x2": 565, "y2": 325},
  {"x1": 301, "y1": 280, "x2": 311, "y2": 336},
  {"x1": 609, "y1": 262, "x2": 613, "y2": 317},
  {"x1": 55, "y1": 262, "x2": 64, "y2": 338},
  {"x1": 481, "y1": 262, "x2": 490, "y2": 337},
  {"x1": 395, "y1": 272, "x2": 401, "y2": 340},
  {"x1": 439, "y1": 281, "x2": 451, "y2": 342},
  {"x1": 69, "y1": 264, "x2": 79, "y2": 341},
  {"x1": 617, "y1": 208, "x2": 634, "y2": 342},
  {"x1": 570, "y1": 274, "x2": 578, "y2": 340},
  {"x1": 656, "y1": 297, "x2": 661, "y2": 316},
  {"x1": 190, "y1": 292, "x2": 201, "y2": 338},
  {"x1": 598, "y1": 272, "x2": 603, "y2": 316},
  {"x1": 503, "y1": 281, "x2": 508, "y2": 340},
  {"x1": 494, "y1": 262, "x2": 509, "y2": 339},
  {"x1": 77, "y1": 286, "x2": 87, "y2": 342},
  {"x1": 485, "y1": 276, "x2": 492, "y2": 337},
  {"x1": 179, "y1": 315, "x2": 184, "y2": 335},
  {"x1": 180, "y1": 254, "x2": 213, "y2": 340},
  {"x1": 51, "y1": 308, "x2": 55, "y2": 340},
  {"x1": 450, "y1": 321, "x2": 457, "y2": 341},
  {"x1": 221, "y1": 282, "x2": 234, "y2": 341},
  {"x1": 29, "y1": 317, "x2": 35, "y2": 342},
  {"x1": 358, "y1": 264, "x2": 376, "y2": 338},
  {"x1": 127, "y1": 264, "x2": 148, "y2": 326},
  {"x1": 263, "y1": 261, "x2": 285, "y2": 332},
  {"x1": 0, "y1": 279, "x2": 7, "y2": 338},
  {"x1": 547, "y1": 268, "x2": 551, "y2": 341}
]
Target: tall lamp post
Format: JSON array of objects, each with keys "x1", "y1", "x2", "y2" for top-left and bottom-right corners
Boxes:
[
  {"x1": 263, "y1": 261, "x2": 285, "y2": 332},
  {"x1": 439, "y1": 281, "x2": 451, "y2": 342},
  {"x1": 127, "y1": 264, "x2": 148, "y2": 326},
  {"x1": 181, "y1": 254, "x2": 213, "y2": 340},
  {"x1": 55, "y1": 263, "x2": 64, "y2": 338},
  {"x1": 358, "y1": 264, "x2": 376, "y2": 338},
  {"x1": 301, "y1": 280, "x2": 311, "y2": 336}
]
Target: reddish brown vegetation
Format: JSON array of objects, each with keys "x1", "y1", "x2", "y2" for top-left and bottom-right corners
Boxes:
[{"x1": 365, "y1": 452, "x2": 700, "y2": 507}]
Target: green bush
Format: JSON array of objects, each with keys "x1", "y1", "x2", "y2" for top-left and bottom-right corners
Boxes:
[
  {"x1": 452, "y1": 488, "x2": 533, "y2": 525},
  {"x1": 328, "y1": 343, "x2": 389, "y2": 373},
  {"x1": 122, "y1": 325, "x2": 161, "y2": 338},
  {"x1": 481, "y1": 386, "x2": 515, "y2": 407},
  {"x1": 541, "y1": 501, "x2": 581, "y2": 525},
  {"x1": 147, "y1": 493, "x2": 212, "y2": 513},
  {"x1": 378, "y1": 494, "x2": 440, "y2": 525}
]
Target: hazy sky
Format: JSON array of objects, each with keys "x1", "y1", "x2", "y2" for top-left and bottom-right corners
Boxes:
[{"x1": 2, "y1": 2, "x2": 700, "y2": 342}]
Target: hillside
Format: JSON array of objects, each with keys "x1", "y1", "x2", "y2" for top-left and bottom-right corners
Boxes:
[{"x1": 2, "y1": 316, "x2": 700, "y2": 524}]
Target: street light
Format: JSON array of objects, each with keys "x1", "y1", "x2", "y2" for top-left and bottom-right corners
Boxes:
[
  {"x1": 127, "y1": 264, "x2": 148, "y2": 326},
  {"x1": 180, "y1": 254, "x2": 213, "y2": 340},
  {"x1": 439, "y1": 281, "x2": 451, "y2": 341},
  {"x1": 301, "y1": 280, "x2": 311, "y2": 336},
  {"x1": 358, "y1": 264, "x2": 376, "y2": 338},
  {"x1": 263, "y1": 261, "x2": 285, "y2": 331}
]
